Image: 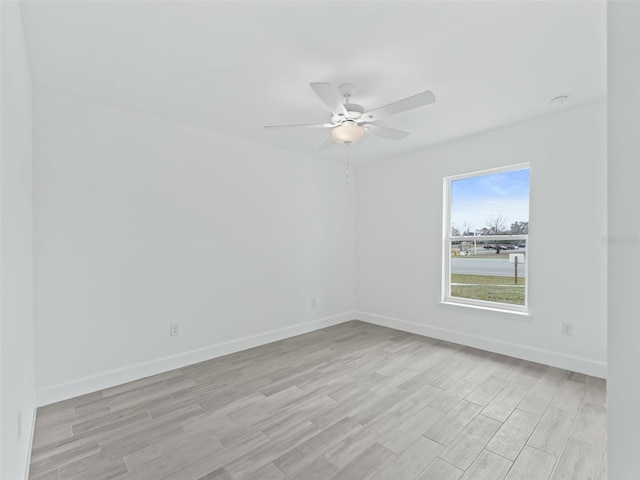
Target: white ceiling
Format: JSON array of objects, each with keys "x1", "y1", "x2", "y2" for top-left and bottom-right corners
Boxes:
[{"x1": 20, "y1": 1, "x2": 606, "y2": 163}]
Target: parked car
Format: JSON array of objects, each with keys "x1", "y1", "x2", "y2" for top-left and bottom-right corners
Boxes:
[{"x1": 483, "y1": 244, "x2": 496, "y2": 249}]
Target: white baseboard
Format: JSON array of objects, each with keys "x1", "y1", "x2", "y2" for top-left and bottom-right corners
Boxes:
[
  {"x1": 36, "y1": 311, "x2": 356, "y2": 407},
  {"x1": 356, "y1": 311, "x2": 607, "y2": 379},
  {"x1": 36, "y1": 309, "x2": 606, "y2": 407},
  {"x1": 23, "y1": 401, "x2": 37, "y2": 480}
]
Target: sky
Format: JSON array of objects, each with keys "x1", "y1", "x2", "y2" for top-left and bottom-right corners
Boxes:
[{"x1": 450, "y1": 168, "x2": 530, "y2": 233}]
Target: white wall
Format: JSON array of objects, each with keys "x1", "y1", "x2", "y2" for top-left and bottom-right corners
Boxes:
[
  {"x1": 607, "y1": 1, "x2": 640, "y2": 478},
  {"x1": 33, "y1": 90, "x2": 355, "y2": 404},
  {"x1": 355, "y1": 101, "x2": 607, "y2": 377},
  {"x1": 0, "y1": 2, "x2": 36, "y2": 479}
]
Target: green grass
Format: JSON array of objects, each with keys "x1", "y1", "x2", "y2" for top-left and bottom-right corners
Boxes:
[
  {"x1": 451, "y1": 273, "x2": 525, "y2": 305},
  {"x1": 451, "y1": 274, "x2": 525, "y2": 285}
]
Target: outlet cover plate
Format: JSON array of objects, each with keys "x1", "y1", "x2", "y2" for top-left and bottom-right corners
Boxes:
[{"x1": 561, "y1": 321, "x2": 574, "y2": 336}]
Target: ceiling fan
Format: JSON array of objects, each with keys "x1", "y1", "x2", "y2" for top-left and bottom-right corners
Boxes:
[{"x1": 264, "y1": 83, "x2": 436, "y2": 149}]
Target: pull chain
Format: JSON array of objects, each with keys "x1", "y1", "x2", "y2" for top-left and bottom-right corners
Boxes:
[{"x1": 345, "y1": 147, "x2": 350, "y2": 185}]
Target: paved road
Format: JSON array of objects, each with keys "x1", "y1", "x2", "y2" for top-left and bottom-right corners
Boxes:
[{"x1": 451, "y1": 257, "x2": 526, "y2": 277}]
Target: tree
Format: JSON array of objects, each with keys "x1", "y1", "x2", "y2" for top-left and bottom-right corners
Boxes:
[
  {"x1": 451, "y1": 225, "x2": 460, "y2": 236},
  {"x1": 485, "y1": 214, "x2": 507, "y2": 235},
  {"x1": 510, "y1": 221, "x2": 529, "y2": 234},
  {"x1": 461, "y1": 221, "x2": 476, "y2": 236}
]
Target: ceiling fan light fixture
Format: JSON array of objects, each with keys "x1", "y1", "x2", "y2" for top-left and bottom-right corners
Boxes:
[{"x1": 331, "y1": 121, "x2": 365, "y2": 145}]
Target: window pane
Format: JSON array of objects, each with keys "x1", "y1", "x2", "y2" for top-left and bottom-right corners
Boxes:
[
  {"x1": 450, "y1": 168, "x2": 529, "y2": 237},
  {"x1": 450, "y1": 240, "x2": 526, "y2": 306}
]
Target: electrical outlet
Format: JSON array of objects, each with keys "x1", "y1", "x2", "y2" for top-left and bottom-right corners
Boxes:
[
  {"x1": 310, "y1": 298, "x2": 317, "y2": 308},
  {"x1": 17, "y1": 410, "x2": 22, "y2": 441},
  {"x1": 561, "y1": 321, "x2": 574, "y2": 336},
  {"x1": 170, "y1": 323, "x2": 180, "y2": 336}
]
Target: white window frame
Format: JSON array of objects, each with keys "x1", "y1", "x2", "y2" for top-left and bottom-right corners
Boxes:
[{"x1": 442, "y1": 163, "x2": 530, "y2": 314}]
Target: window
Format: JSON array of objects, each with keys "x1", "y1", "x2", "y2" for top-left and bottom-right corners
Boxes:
[{"x1": 443, "y1": 164, "x2": 530, "y2": 312}]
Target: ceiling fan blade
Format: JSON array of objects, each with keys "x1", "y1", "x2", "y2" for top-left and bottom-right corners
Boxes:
[
  {"x1": 263, "y1": 123, "x2": 334, "y2": 129},
  {"x1": 364, "y1": 124, "x2": 410, "y2": 141},
  {"x1": 310, "y1": 82, "x2": 348, "y2": 116},
  {"x1": 318, "y1": 135, "x2": 335, "y2": 150},
  {"x1": 362, "y1": 90, "x2": 435, "y2": 122}
]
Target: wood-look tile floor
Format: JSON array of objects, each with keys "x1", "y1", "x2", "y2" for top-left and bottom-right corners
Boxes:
[{"x1": 29, "y1": 321, "x2": 607, "y2": 480}]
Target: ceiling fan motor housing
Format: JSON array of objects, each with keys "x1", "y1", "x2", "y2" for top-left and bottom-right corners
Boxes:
[{"x1": 332, "y1": 103, "x2": 364, "y2": 124}]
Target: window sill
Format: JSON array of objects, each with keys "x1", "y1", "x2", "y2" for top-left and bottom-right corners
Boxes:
[{"x1": 438, "y1": 300, "x2": 532, "y2": 321}]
